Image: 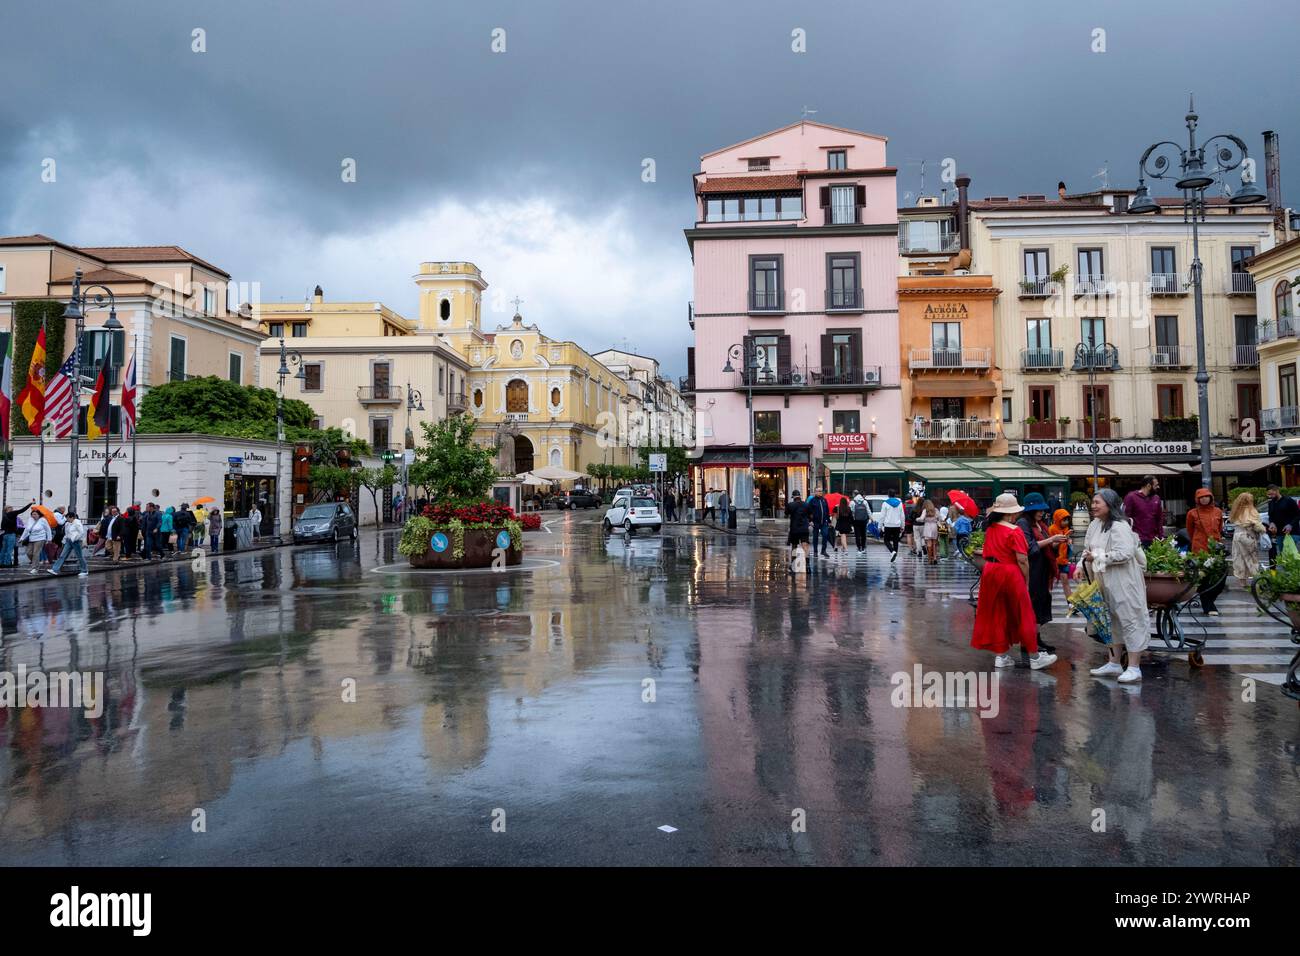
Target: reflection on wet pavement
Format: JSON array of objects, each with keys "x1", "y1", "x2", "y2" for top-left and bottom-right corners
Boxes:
[{"x1": 0, "y1": 513, "x2": 1296, "y2": 866}]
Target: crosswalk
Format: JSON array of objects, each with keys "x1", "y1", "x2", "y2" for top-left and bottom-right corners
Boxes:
[{"x1": 915, "y1": 555, "x2": 1299, "y2": 687}]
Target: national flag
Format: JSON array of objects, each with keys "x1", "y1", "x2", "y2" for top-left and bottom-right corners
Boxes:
[
  {"x1": 87, "y1": 362, "x2": 111, "y2": 441},
  {"x1": 0, "y1": 331, "x2": 12, "y2": 441},
  {"x1": 121, "y1": 350, "x2": 137, "y2": 437},
  {"x1": 44, "y1": 352, "x2": 79, "y2": 439},
  {"x1": 16, "y1": 326, "x2": 46, "y2": 437}
]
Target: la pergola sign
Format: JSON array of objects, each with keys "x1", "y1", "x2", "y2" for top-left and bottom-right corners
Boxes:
[{"x1": 1018, "y1": 440, "x2": 1192, "y2": 457}]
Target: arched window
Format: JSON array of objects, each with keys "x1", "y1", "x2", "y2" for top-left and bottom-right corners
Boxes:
[
  {"x1": 506, "y1": 379, "x2": 529, "y2": 413},
  {"x1": 1277, "y1": 280, "x2": 1294, "y2": 323},
  {"x1": 440, "y1": 299, "x2": 451, "y2": 321}
]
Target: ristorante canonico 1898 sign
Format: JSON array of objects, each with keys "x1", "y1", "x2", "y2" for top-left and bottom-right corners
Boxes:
[{"x1": 1017, "y1": 440, "x2": 1192, "y2": 457}]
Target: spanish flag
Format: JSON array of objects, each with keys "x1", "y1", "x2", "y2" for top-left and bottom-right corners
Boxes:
[
  {"x1": 16, "y1": 326, "x2": 46, "y2": 437},
  {"x1": 87, "y1": 361, "x2": 111, "y2": 441}
]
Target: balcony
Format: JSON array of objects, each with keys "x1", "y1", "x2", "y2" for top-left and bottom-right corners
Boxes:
[
  {"x1": 1024, "y1": 420, "x2": 1058, "y2": 440},
  {"x1": 825, "y1": 288, "x2": 864, "y2": 312},
  {"x1": 898, "y1": 233, "x2": 961, "y2": 255},
  {"x1": 1149, "y1": 345, "x2": 1192, "y2": 369},
  {"x1": 1018, "y1": 277, "x2": 1054, "y2": 298},
  {"x1": 1071, "y1": 344, "x2": 1121, "y2": 372},
  {"x1": 357, "y1": 385, "x2": 401, "y2": 406},
  {"x1": 1231, "y1": 343, "x2": 1259, "y2": 367},
  {"x1": 447, "y1": 391, "x2": 468, "y2": 414},
  {"x1": 167, "y1": 369, "x2": 196, "y2": 382},
  {"x1": 1258, "y1": 316, "x2": 1299, "y2": 344},
  {"x1": 1148, "y1": 273, "x2": 1188, "y2": 295},
  {"x1": 823, "y1": 205, "x2": 863, "y2": 226},
  {"x1": 1152, "y1": 417, "x2": 1199, "y2": 441},
  {"x1": 687, "y1": 301, "x2": 694, "y2": 330},
  {"x1": 1226, "y1": 273, "x2": 1256, "y2": 295},
  {"x1": 911, "y1": 418, "x2": 998, "y2": 443},
  {"x1": 908, "y1": 347, "x2": 991, "y2": 371},
  {"x1": 1262, "y1": 407, "x2": 1300, "y2": 432},
  {"x1": 738, "y1": 364, "x2": 884, "y2": 390},
  {"x1": 748, "y1": 290, "x2": 785, "y2": 314},
  {"x1": 1020, "y1": 347, "x2": 1064, "y2": 372},
  {"x1": 1073, "y1": 274, "x2": 1113, "y2": 297},
  {"x1": 1076, "y1": 420, "x2": 1122, "y2": 441}
]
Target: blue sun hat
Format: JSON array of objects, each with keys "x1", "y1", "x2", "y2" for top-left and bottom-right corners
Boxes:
[{"x1": 1022, "y1": 492, "x2": 1049, "y2": 513}]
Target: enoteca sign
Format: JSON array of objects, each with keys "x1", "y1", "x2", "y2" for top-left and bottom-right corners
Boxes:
[
  {"x1": 1018, "y1": 440, "x2": 1192, "y2": 457},
  {"x1": 825, "y1": 433, "x2": 871, "y2": 453}
]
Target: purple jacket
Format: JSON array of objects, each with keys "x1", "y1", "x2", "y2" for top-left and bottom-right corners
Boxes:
[{"x1": 1123, "y1": 490, "x2": 1164, "y2": 543}]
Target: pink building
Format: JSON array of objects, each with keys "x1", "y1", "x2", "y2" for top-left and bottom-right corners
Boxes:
[{"x1": 684, "y1": 121, "x2": 902, "y2": 516}]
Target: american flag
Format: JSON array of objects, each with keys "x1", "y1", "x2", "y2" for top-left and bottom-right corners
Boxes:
[{"x1": 44, "y1": 351, "x2": 79, "y2": 439}]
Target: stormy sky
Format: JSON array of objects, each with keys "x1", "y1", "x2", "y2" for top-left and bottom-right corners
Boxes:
[{"x1": 2, "y1": 0, "x2": 1297, "y2": 378}]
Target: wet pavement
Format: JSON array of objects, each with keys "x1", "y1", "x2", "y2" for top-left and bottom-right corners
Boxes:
[{"x1": 1, "y1": 511, "x2": 1297, "y2": 866}]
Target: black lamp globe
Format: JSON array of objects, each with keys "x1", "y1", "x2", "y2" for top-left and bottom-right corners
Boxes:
[
  {"x1": 1230, "y1": 176, "x2": 1268, "y2": 205},
  {"x1": 1128, "y1": 182, "x2": 1160, "y2": 215},
  {"x1": 1175, "y1": 155, "x2": 1214, "y2": 190}
]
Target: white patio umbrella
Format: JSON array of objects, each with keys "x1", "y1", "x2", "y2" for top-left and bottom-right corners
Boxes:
[{"x1": 526, "y1": 464, "x2": 588, "y2": 483}]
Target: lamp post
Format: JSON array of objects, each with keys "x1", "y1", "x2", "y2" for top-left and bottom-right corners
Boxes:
[
  {"x1": 1129, "y1": 97, "x2": 1267, "y2": 492},
  {"x1": 403, "y1": 383, "x2": 424, "y2": 507},
  {"x1": 1073, "y1": 337, "x2": 1109, "y2": 494},
  {"x1": 62, "y1": 269, "x2": 123, "y2": 516},
  {"x1": 274, "y1": 337, "x2": 305, "y2": 539},
  {"x1": 722, "y1": 342, "x2": 758, "y2": 534}
]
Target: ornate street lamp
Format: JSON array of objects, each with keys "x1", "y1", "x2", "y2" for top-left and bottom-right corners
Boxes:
[
  {"x1": 1130, "y1": 97, "x2": 1266, "y2": 491},
  {"x1": 403, "y1": 384, "x2": 424, "y2": 505},
  {"x1": 275, "y1": 338, "x2": 306, "y2": 538},
  {"x1": 722, "y1": 342, "x2": 759, "y2": 534},
  {"x1": 62, "y1": 269, "x2": 123, "y2": 515}
]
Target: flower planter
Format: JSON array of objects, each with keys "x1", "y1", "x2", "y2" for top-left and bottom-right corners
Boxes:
[
  {"x1": 1144, "y1": 572, "x2": 1195, "y2": 607},
  {"x1": 409, "y1": 527, "x2": 523, "y2": 569}
]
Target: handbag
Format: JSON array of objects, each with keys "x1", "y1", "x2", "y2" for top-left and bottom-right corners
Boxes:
[{"x1": 1258, "y1": 531, "x2": 1272, "y2": 552}]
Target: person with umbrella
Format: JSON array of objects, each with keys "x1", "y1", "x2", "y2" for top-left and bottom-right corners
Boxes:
[{"x1": 19, "y1": 504, "x2": 56, "y2": 574}]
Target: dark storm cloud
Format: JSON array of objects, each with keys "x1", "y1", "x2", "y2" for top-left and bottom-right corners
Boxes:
[{"x1": 2, "y1": 0, "x2": 1296, "y2": 375}]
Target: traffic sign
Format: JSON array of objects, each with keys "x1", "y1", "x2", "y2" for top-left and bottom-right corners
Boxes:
[{"x1": 648, "y1": 453, "x2": 667, "y2": 473}]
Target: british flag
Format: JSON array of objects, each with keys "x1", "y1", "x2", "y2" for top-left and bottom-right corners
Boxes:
[{"x1": 43, "y1": 350, "x2": 79, "y2": 439}]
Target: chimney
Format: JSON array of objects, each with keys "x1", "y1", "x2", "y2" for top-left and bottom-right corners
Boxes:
[
  {"x1": 956, "y1": 173, "x2": 971, "y2": 251},
  {"x1": 1264, "y1": 131, "x2": 1283, "y2": 224},
  {"x1": 1058, "y1": 181, "x2": 1067, "y2": 200},
  {"x1": 313, "y1": 284, "x2": 324, "y2": 302}
]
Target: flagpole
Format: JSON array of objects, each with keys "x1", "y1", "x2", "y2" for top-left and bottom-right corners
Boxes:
[
  {"x1": 130, "y1": 335, "x2": 137, "y2": 505},
  {"x1": 1, "y1": 313, "x2": 11, "y2": 528},
  {"x1": 37, "y1": 318, "x2": 45, "y2": 505}
]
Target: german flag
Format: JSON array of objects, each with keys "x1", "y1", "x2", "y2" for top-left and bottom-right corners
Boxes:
[
  {"x1": 16, "y1": 326, "x2": 46, "y2": 437},
  {"x1": 87, "y1": 361, "x2": 111, "y2": 441}
]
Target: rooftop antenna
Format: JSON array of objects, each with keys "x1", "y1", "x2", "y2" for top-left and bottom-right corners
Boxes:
[
  {"x1": 800, "y1": 106, "x2": 818, "y2": 124},
  {"x1": 1092, "y1": 161, "x2": 1110, "y2": 190},
  {"x1": 905, "y1": 159, "x2": 942, "y2": 199}
]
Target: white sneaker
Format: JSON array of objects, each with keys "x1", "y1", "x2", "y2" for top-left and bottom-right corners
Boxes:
[
  {"x1": 1029, "y1": 652, "x2": 1058, "y2": 670},
  {"x1": 1090, "y1": 661, "x2": 1123, "y2": 677},
  {"x1": 77, "y1": 572, "x2": 89, "y2": 578},
  {"x1": 1117, "y1": 666, "x2": 1142, "y2": 683},
  {"x1": 993, "y1": 654, "x2": 1017, "y2": 668}
]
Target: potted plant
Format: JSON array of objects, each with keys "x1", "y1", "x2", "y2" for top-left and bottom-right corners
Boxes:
[
  {"x1": 964, "y1": 529, "x2": 986, "y2": 571},
  {"x1": 1142, "y1": 537, "x2": 1225, "y2": 607},
  {"x1": 1057, "y1": 416, "x2": 1071, "y2": 426},
  {"x1": 397, "y1": 415, "x2": 525, "y2": 569},
  {"x1": 1252, "y1": 550, "x2": 1300, "y2": 631},
  {"x1": 1023, "y1": 416, "x2": 1038, "y2": 426}
]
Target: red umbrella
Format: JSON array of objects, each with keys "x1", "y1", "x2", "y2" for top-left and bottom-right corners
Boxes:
[
  {"x1": 824, "y1": 492, "x2": 847, "y2": 513},
  {"x1": 947, "y1": 490, "x2": 977, "y2": 518}
]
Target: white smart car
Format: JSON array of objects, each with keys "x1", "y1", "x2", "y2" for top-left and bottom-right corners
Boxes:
[{"x1": 603, "y1": 493, "x2": 662, "y2": 534}]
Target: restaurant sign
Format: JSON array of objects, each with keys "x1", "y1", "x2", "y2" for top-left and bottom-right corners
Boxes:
[
  {"x1": 825, "y1": 433, "x2": 871, "y2": 453},
  {"x1": 1216, "y1": 444, "x2": 1269, "y2": 458},
  {"x1": 1017, "y1": 440, "x2": 1192, "y2": 457}
]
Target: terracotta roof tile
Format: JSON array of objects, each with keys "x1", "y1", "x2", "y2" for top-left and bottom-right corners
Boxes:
[
  {"x1": 78, "y1": 245, "x2": 229, "y2": 277},
  {"x1": 697, "y1": 174, "x2": 800, "y2": 194},
  {"x1": 49, "y1": 267, "x2": 150, "y2": 285}
]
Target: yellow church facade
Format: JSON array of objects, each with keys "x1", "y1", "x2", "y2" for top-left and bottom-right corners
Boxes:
[{"x1": 415, "y1": 261, "x2": 634, "y2": 475}]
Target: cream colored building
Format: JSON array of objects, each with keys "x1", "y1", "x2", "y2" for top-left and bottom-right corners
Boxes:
[
  {"x1": 1250, "y1": 235, "x2": 1300, "y2": 478},
  {"x1": 970, "y1": 193, "x2": 1275, "y2": 458},
  {"x1": 590, "y1": 348, "x2": 693, "y2": 451},
  {"x1": 413, "y1": 261, "x2": 634, "y2": 474},
  {"x1": 0, "y1": 234, "x2": 266, "y2": 422},
  {"x1": 255, "y1": 289, "x2": 470, "y2": 453}
]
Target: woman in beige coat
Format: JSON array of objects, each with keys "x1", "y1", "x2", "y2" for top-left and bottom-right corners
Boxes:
[
  {"x1": 1228, "y1": 492, "x2": 1265, "y2": 583},
  {"x1": 1075, "y1": 488, "x2": 1149, "y2": 684}
]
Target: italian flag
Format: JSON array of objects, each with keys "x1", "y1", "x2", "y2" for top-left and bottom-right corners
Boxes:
[{"x1": 0, "y1": 330, "x2": 11, "y2": 442}]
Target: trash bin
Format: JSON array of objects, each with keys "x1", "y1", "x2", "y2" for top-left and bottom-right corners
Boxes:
[
  {"x1": 230, "y1": 518, "x2": 254, "y2": 550},
  {"x1": 727, "y1": 508, "x2": 738, "y2": 530}
]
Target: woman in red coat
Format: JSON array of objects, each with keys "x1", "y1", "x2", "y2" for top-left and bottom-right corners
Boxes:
[{"x1": 972, "y1": 493, "x2": 1059, "y2": 670}]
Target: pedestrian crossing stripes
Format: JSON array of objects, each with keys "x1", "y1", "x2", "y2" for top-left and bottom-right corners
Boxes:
[{"x1": 915, "y1": 557, "x2": 1298, "y2": 687}]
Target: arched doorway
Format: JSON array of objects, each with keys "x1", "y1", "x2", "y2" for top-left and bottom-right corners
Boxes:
[{"x1": 514, "y1": 435, "x2": 534, "y2": 473}]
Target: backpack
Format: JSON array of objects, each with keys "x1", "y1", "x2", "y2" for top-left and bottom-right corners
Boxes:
[{"x1": 853, "y1": 500, "x2": 870, "y2": 521}]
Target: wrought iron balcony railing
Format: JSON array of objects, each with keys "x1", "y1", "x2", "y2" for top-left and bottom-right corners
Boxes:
[
  {"x1": 1020, "y1": 348, "x2": 1064, "y2": 371},
  {"x1": 1226, "y1": 272, "x2": 1256, "y2": 295},
  {"x1": 911, "y1": 418, "x2": 997, "y2": 442},
  {"x1": 1262, "y1": 406, "x2": 1300, "y2": 431},
  {"x1": 1072, "y1": 344, "x2": 1121, "y2": 371},
  {"x1": 908, "y1": 347, "x2": 992, "y2": 370},
  {"x1": 1149, "y1": 345, "x2": 1192, "y2": 368},
  {"x1": 1148, "y1": 273, "x2": 1188, "y2": 295}
]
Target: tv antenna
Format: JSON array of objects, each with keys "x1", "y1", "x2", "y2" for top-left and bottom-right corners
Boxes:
[{"x1": 1092, "y1": 162, "x2": 1110, "y2": 190}]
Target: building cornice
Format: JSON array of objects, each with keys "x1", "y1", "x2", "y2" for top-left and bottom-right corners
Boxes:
[
  {"x1": 684, "y1": 222, "x2": 898, "y2": 251},
  {"x1": 258, "y1": 340, "x2": 471, "y2": 369}
]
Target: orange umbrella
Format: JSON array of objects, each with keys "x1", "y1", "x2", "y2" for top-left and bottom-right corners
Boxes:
[
  {"x1": 193, "y1": 496, "x2": 216, "y2": 505},
  {"x1": 31, "y1": 505, "x2": 56, "y2": 525}
]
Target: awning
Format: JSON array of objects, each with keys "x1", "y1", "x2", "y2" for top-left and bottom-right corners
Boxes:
[
  {"x1": 1039, "y1": 461, "x2": 1183, "y2": 477},
  {"x1": 1023, "y1": 462, "x2": 1111, "y2": 477},
  {"x1": 910, "y1": 378, "x2": 999, "y2": 398},
  {"x1": 821, "y1": 458, "x2": 907, "y2": 477},
  {"x1": 1165, "y1": 455, "x2": 1288, "y2": 474},
  {"x1": 898, "y1": 456, "x2": 1070, "y2": 488}
]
